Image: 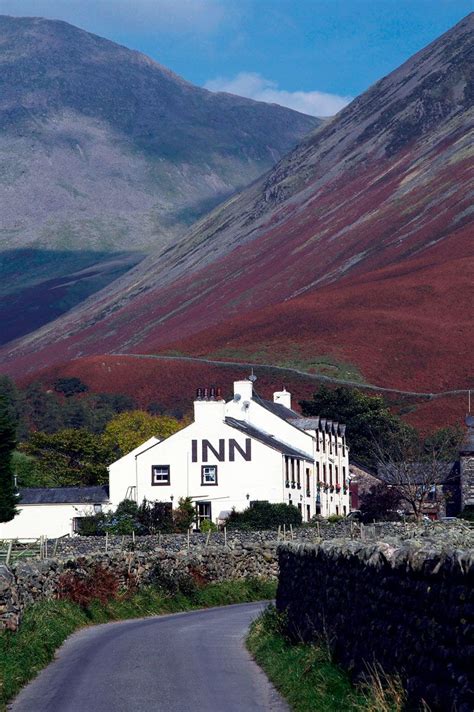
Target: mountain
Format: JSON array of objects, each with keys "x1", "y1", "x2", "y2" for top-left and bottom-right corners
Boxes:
[
  {"x1": 2, "y1": 14, "x2": 473, "y2": 428},
  {"x1": 0, "y1": 15, "x2": 318, "y2": 342}
]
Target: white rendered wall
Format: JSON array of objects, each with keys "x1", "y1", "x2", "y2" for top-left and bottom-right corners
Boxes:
[
  {"x1": 0, "y1": 503, "x2": 98, "y2": 539},
  {"x1": 112, "y1": 419, "x2": 291, "y2": 521},
  {"x1": 108, "y1": 436, "x2": 159, "y2": 506}
]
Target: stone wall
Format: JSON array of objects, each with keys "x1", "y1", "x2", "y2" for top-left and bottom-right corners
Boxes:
[
  {"x1": 41, "y1": 519, "x2": 474, "y2": 557},
  {"x1": 277, "y1": 541, "x2": 473, "y2": 711},
  {"x1": 0, "y1": 543, "x2": 277, "y2": 632}
]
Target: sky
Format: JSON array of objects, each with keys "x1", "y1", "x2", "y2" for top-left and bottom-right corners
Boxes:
[{"x1": 0, "y1": 0, "x2": 471, "y2": 116}]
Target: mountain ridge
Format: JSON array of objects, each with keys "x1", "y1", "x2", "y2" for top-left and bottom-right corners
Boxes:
[
  {"x1": 1, "y1": 14, "x2": 473, "y2": 433},
  {"x1": 0, "y1": 14, "x2": 319, "y2": 342}
]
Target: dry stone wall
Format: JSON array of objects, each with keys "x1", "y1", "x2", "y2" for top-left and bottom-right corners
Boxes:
[
  {"x1": 277, "y1": 541, "x2": 474, "y2": 712},
  {"x1": 0, "y1": 543, "x2": 277, "y2": 632}
]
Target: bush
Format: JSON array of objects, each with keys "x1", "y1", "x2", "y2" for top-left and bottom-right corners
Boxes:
[
  {"x1": 137, "y1": 499, "x2": 173, "y2": 533},
  {"x1": 58, "y1": 564, "x2": 120, "y2": 607},
  {"x1": 150, "y1": 564, "x2": 201, "y2": 599},
  {"x1": 326, "y1": 514, "x2": 344, "y2": 523},
  {"x1": 199, "y1": 519, "x2": 217, "y2": 533},
  {"x1": 227, "y1": 501, "x2": 302, "y2": 530}
]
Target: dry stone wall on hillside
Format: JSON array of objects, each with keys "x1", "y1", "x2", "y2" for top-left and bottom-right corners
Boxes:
[{"x1": 277, "y1": 540, "x2": 473, "y2": 712}]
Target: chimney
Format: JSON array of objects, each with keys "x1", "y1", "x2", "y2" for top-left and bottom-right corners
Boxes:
[
  {"x1": 273, "y1": 387, "x2": 292, "y2": 410},
  {"x1": 233, "y1": 379, "x2": 253, "y2": 403},
  {"x1": 194, "y1": 385, "x2": 225, "y2": 422}
]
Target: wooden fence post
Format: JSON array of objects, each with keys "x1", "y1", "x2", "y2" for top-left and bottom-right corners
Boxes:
[
  {"x1": 105, "y1": 531, "x2": 109, "y2": 553},
  {"x1": 6, "y1": 540, "x2": 13, "y2": 567}
]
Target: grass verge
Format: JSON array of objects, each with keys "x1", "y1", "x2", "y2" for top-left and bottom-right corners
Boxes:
[
  {"x1": 0, "y1": 578, "x2": 276, "y2": 710},
  {"x1": 246, "y1": 606, "x2": 405, "y2": 712}
]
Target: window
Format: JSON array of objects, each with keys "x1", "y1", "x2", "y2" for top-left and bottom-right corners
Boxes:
[
  {"x1": 296, "y1": 460, "x2": 301, "y2": 489},
  {"x1": 306, "y1": 504, "x2": 311, "y2": 521},
  {"x1": 306, "y1": 468, "x2": 311, "y2": 496},
  {"x1": 201, "y1": 465, "x2": 218, "y2": 486},
  {"x1": 323, "y1": 463, "x2": 327, "y2": 483},
  {"x1": 316, "y1": 461, "x2": 320, "y2": 482},
  {"x1": 151, "y1": 465, "x2": 170, "y2": 486},
  {"x1": 329, "y1": 464, "x2": 333, "y2": 486},
  {"x1": 335, "y1": 466, "x2": 339, "y2": 485}
]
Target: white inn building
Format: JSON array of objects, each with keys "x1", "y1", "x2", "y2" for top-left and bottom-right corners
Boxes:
[
  {"x1": 0, "y1": 378, "x2": 350, "y2": 538},
  {"x1": 109, "y1": 379, "x2": 351, "y2": 525}
]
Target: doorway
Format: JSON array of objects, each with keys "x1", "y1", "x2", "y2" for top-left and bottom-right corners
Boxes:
[{"x1": 196, "y1": 501, "x2": 212, "y2": 529}]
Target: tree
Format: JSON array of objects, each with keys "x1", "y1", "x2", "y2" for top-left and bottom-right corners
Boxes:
[
  {"x1": 103, "y1": 410, "x2": 183, "y2": 457},
  {"x1": 359, "y1": 483, "x2": 402, "y2": 522},
  {"x1": 53, "y1": 377, "x2": 89, "y2": 397},
  {"x1": 0, "y1": 397, "x2": 18, "y2": 522},
  {"x1": 300, "y1": 386, "x2": 412, "y2": 468},
  {"x1": 174, "y1": 497, "x2": 195, "y2": 532},
  {"x1": 373, "y1": 426, "x2": 462, "y2": 520},
  {"x1": 22, "y1": 429, "x2": 112, "y2": 486}
]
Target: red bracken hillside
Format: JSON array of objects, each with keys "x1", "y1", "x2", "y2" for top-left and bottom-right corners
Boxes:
[
  {"x1": 25, "y1": 355, "x2": 467, "y2": 433},
  {"x1": 2, "y1": 14, "x2": 473, "y2": 429}
]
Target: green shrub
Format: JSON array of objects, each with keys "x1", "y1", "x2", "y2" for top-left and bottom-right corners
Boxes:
[
  {"x1": 200, "y1": 519, "x2": 217, "y2": 533},
  {"x1": 137, "y1": 499, "x2": 173, "y2": 533},
  {"x1": 327, "y1": 514, "x2": 344, "y2": 523},
  {"x1": 173, "y1": 497, "x2": 195, "y2": 532},
  {"x1": 227, "y1": 501, "x2": 302, "y2": 530}
]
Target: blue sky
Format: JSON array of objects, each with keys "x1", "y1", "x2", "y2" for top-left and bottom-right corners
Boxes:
[{"x1": 1, "y1": 1, "x2": 472, "y2": 115}]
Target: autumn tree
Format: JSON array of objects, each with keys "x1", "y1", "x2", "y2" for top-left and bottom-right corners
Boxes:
[
  {"x1": 0, "y1": 396, "x2": 17, "y2": 522},
  {"x1": 103, "y1": 410, "x2": 183, "y2": 457},
  {"x1": 22, "y1": 429, "x2": 112, "y2": 486}
]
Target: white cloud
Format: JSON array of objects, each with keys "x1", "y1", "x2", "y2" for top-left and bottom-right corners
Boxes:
[
  {"x1": 204, "y1": 72, "x2": 352, "y2": 117},
  {"x1": 1, "y1": 0, "x2": 226, "y2": 34}
]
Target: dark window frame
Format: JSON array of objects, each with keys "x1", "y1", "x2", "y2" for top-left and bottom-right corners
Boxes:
[
  {"x1": 201, "y1": 464, "x2": 218, "y2": 486},
  {"x1": 151, "y1": 464, "x2": 170, "y2": 486}
]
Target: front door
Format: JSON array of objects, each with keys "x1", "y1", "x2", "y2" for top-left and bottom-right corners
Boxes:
[{"x1": 196, "y1": 501, "x2": 212, "y2": 529}]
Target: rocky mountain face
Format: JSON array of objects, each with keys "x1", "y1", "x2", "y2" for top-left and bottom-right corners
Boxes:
[
  {"x1": 2, "y1": 14, "x2": 473, "y2": 425},
  {"x1": 0, "y1": 15, "x2": 318, "y2": 342}
]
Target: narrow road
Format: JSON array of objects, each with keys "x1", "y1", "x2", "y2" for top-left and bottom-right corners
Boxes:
[
  {"x1": 110, "y1": 352, "x2": 469, "y2": 399},
  {"x1": 9, "y1": 602, "x2": 288, "y2": 712}
]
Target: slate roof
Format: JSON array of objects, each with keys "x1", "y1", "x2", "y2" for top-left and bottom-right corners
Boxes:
[
  {"x1": 377, "y1": 463, "x2": 458, "y2": 486},
  {"x1": 252, "y1": 394, "x2": 300, "y2": 421},
  {"x1": 291, "y1": 417, "x2": 321, "y2": 430},
  {"x1": 19, "y1": 486, "x2": 110, "y2": 505},
  {"x1": 225, "y1": 417, "x2": 314, "y2": 461}
]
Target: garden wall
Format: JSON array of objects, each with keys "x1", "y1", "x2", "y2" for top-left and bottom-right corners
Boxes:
[
  {"x1": 277, "y1": 541, "x2": 473, "y2": 711},
  {"x1": 0, "y1": 543, "x2": 277, "y2": 631}
]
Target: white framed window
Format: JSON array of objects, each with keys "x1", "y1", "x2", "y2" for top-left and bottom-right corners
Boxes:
[
  {"x1": 201, "y1": 465, "x2": 218, "y2": 486},
  {"x1": 151, "y1": 465, "x2": 170, "y2": 486}
]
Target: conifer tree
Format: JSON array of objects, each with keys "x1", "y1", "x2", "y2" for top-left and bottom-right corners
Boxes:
[{"x1": 0, "y1": 396, "x2": 17, "y2": 522}]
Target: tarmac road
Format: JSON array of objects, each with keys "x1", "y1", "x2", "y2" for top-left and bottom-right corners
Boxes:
[{"x1": 9, "y1": 602, "x2": 289, "y2": 712}]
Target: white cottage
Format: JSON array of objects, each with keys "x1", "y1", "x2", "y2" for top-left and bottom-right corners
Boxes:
[
  {"x1": 109, "y1": 379, "x2": 350, "y2": 525},
  {"x1": 0, "y1": 486, "x2": 110, "y2": 539}
]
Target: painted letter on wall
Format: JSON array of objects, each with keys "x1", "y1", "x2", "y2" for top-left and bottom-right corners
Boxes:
[{"x1": 229, "y1": 438, "x2": 252, "y2": 462}]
